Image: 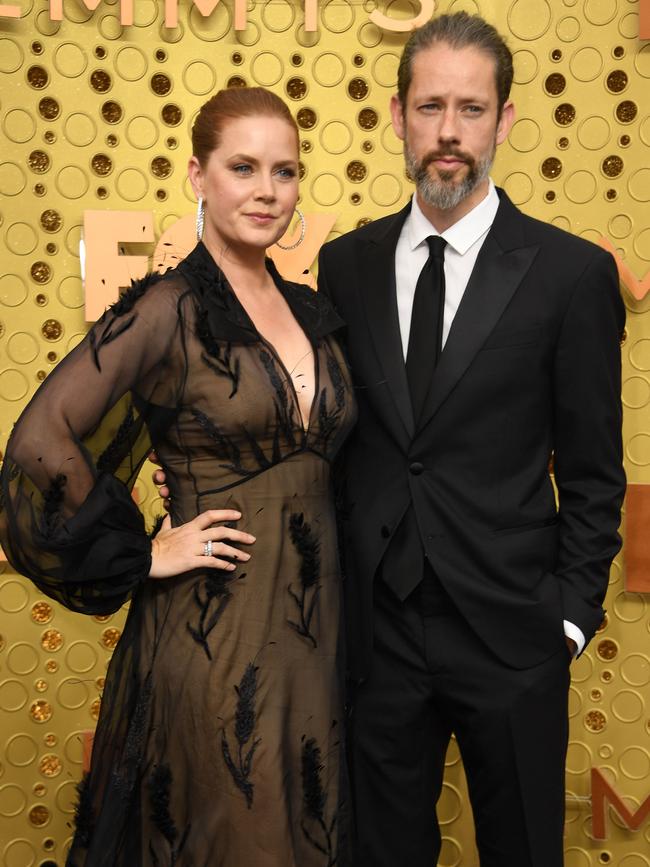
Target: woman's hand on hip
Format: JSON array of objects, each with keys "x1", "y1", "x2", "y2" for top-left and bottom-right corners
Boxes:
[{"x1": 149, "y1": 510, "x2": 255, "y2": 579}]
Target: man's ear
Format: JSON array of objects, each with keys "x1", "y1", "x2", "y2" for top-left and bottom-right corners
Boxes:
[
  {"x1": 496, "y1": 99, "x2": 515, "y2": 145},
  {"x1": 187, "y1": 155, "x2": 204, "y2": 201},
  {"x1": 390, "y1": 94, "x2": 406, "y2": 142}
]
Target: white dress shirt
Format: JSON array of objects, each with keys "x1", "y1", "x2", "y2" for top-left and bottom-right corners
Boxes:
[{"x1": 394, "y1": 179, "x2": 584, "y2": 656}]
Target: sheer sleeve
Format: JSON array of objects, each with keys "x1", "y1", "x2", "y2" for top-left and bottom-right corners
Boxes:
[{"x1": 0, "y1": 272, "x2": 188, "y2": 615}]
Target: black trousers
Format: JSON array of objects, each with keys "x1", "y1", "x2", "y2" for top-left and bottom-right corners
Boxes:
[{"x1": 348, "y1": 566, "x2": 570, "y2": 867}]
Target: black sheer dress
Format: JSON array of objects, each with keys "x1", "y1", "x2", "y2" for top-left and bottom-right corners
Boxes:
[{"x1": 0, "y1": 242, "x2": 357, "y2": 867}]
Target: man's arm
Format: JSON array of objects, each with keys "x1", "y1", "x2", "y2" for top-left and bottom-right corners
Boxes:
[{"x1": 553, "y1": 248, "x2": 626, "y2": 651}]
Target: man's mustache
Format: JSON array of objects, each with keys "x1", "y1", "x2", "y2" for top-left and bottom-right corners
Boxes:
[{"x1": 420, "y1": 148, "x2": 475, "y2": 170}]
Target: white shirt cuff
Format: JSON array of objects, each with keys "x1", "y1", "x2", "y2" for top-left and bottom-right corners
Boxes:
[{"x1": 563, "y1": 620, "x2": 585, "y2": 657}]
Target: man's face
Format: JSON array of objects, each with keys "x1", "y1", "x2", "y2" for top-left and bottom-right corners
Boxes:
[{"x1": 391, "y1": 42, "x2": 514, "y2": 213}]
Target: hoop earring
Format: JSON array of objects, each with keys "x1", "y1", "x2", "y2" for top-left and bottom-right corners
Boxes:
[
  {"x1": 275, "y1": 208, "x2": 305, "y2": 250},
  {"x1": 196, "y1": 197, "x2": 205, "y2": 241}
]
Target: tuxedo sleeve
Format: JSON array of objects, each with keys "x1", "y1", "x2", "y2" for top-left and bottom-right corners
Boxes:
[{"x1": 552, "y1": 248, "x2": 625, "y2": 647}]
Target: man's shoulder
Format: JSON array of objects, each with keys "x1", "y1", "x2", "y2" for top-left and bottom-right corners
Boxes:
[
  {"x1": 320, "y1": 209, "x2": 405, "y2": 259},
  {"x1": 509, "y1": 200, "x2": 609, "y2": 265}
]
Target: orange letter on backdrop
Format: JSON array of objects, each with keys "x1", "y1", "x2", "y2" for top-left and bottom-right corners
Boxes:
[
  {"x1": 641, "y1": 0, "x2": 650, "y2": 39},
  {"x1": 165, "y1": 0, "x2": 246, "y2": 29},
  {"x1": 591, "y1": 768, "x2": 650, "y2": 839},
  {"x1": 83, "y1": 210, "x2": 154, "y2": 322},
  {"x1": 49, "y1": 0, "x2": 134, "y2": 24},
  {"x1": 0, "y1": 2, "x2": 20, "y2": 16},
  {"x1": 369, "y1": 0, "x2": 435, "y2": 32}
]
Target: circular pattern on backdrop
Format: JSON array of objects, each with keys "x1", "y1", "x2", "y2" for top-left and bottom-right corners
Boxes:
[
  {"x1": 628, "y1": 168, "x2": 650, "y2": 202},
  {"x1": 577, "y1": 115, "x2": 611, "y2": 150},
  {"x1": 620, "y1": 653, "x2": 650, "y2": 687},
  {"x1": 564, "y1": 170, "x2": 597, "y2": 203},
  {"x1": 512, "y1": 49, "x2": 538, "y2": 85},
  {"x1": 507, "y1": 0, "x2": 552, "y2": 41},
  {"x1": 622, "y1": 376, "x2": 650, "y2": 410},
  {"x1": 65, "y1": 641, "x2": 99, "y2": 674},
  {"x1": 57, "y1": 275, "x2": 84, "y2": 309},
  {"x1": 53, "y1": 42, "x2": 87, "y2": 78},
  {"x1": 6, "y1": 332, "x2": 38, "y2": 365},
  {"x1": 116, "y1": 167, "x2": 149, "y2": 201},
  {"x1": 619, "y1": 746, "x2": 650, "y2": 780},
  {"x1": 321, "y1": 0, "x2": 355, "y2": 33},
  {"x1": 183, "y1": 59, "x2": 217, "y2": 94},
  {"x1": 250, "y1": 53, "x2": 283, "y2": 87},
  {"x1": 56, "y1": 677, "x2": 89, "y2": 710},
  {"x1": 0, "y1": 274, "x2": 28, "y2": 307},
  {"x1": 584, "y1": 0, "x2": 618, "y2": 26},
  {"x1": 502, "y1": 171, "x2": 533, "y2": 205},
  {"x1": 0, "y1": 38, "x2": 23, "y2": 74},
  {"x1": 312, "y1": 52, "x2": 345, "y2": 87},
  {"x1": 633, "y1": 228, "x2": 650, "y2": 261},
  {"x1": 0, "y1": 679, "x2": 29, "y2": 712},
  {"x1": 509, "y1": 118, "x2": 542, "y2": 152},
  {"x1": 556, "y1": 16, "x2": 581, "y2": 42},
  {"x1": 6, "y1": 643, "x2": 39, "y2": 676},
  {"x1": 565, "y1": 741, "x2": 592, "y2": 775},
  {"x1": 0, "y1": 162, "x2": 27, "y2": 196},
  {"x1": 261, "y1": 0, "x2": 295, "y2": 32},
  {"x1": 319, "y1": 121, "x2": 352, "y2": 155},
  {"x1": 188, "y1": 2, "x2": 230, "y2": 41},
  {"x1": 437, "y1": 783, "x2": 463, "y2": 825},
  {"x1": 310, "y1": 172, "x2": 344, "y2": 206},
  {"x1": 569, "y1": 47, "x2": 603, "y2": 82},
  {"x1": 369, "y1": 173, "x2": 402, "y2": 207},
  {"x1": 371, "y1": 52, "x2": 399, "y2": 88},
  {"x1": 3, "y1": 109, "x2": 36, "y2": 144},
  {"x1": 55, "y1": 166, "x2": 89, "y2": 200},
  {"x1": 126, "y1": 115, "x2": 159, "y2": 150},
  {"x1": 5, "y1": 223, "x2": 38, "y2": 256},
  {"x1": 0, "y1": 580, "x2": 30, "y2": 612},
  {"x1": 115, "y1": 45, "x2": 148, "y2": 81},
  {"x1": 63, "y1": 113, "x2": 97, "y2": 148},
  {"x1": 611, "y1": 689, "x2": 644, "y2": 724},
  {"x1": 5, "y1": 734, "x2": 38, "y2": 768}
]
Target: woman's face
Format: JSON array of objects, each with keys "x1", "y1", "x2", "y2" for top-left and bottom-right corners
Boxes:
[{"x1": 188, "y1": 114, "x2": 299, "y2": 254}]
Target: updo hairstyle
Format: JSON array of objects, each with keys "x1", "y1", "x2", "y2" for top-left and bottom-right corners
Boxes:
[{"x1": 192, "y1": 87, "x2": 299, "y2": 167}]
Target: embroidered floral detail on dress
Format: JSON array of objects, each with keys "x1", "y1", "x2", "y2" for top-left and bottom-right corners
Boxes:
[
  {"x1": 111, "y1": 672, "x2": 153, "y2": 799},
  {"x1": 148, "y1": 762, "x2": 191, "y2": 866},
  {"x1": 221, "y1": 661, "x2": 262, "y2": 808},
  {"x1": 301, "y1": 736, "x2": 338, "y2": 866},
  {"x1": 200, "y1": 347, "x2": 240, "y2": 399},
  {"x1": 96, "y1": 405, "x2": 136, "y2": 475},
  {"x1": 287, "y1": 512, "x2": 321, "y2": 648},
  {"x1": 72, "y1": 772, "x2": 94, "y2": 848},
  {"x1": 186, "y1": 567, "x2": 243, "y2": 661}
]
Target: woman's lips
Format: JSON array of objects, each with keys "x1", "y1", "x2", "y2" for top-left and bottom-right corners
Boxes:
[{"x1": 246, "y1": 213, "x2": 276, "y2": 224}]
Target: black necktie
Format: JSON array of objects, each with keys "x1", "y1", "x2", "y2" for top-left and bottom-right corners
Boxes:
[{"x1": 406, "y1": 235, "x2": 447, "y2": 421}]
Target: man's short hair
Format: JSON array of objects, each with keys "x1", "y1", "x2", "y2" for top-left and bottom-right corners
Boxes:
[{"x1": 397, "y1": 12, "x2": 514, "y2": 117}]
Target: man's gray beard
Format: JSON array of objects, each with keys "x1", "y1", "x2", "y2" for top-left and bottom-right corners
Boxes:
[{"x1": 406, "y1": 142, "x2": 495, "y2": 211}]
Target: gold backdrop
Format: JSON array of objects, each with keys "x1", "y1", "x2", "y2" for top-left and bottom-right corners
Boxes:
[{"x1": 1, "y1": 0, "x2": 649, "y2": 864}]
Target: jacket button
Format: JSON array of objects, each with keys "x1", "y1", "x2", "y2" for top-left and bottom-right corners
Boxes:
[
  {"x1": 409, "y1": 462, "x2": 424, "y2": 475},
  {"x1": 380, "y1": 525, "x2": 390, "y2": 538}
]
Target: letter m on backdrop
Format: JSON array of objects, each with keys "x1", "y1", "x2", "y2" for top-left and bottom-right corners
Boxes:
[{"x1": 591, "y1": 768, "x2": 650, "y2": 839}]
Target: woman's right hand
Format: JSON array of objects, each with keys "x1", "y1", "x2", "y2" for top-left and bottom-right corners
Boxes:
[{"x1": 149, "y1": 510, "x2": 255, "y2": 579}]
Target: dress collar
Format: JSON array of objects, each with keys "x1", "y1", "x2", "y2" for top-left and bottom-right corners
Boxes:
[{"x1": 177, "y1": 241, "x2": 345, "y2": 344}]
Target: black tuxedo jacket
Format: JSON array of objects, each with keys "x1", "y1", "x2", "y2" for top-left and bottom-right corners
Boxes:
[{"x1": 318, "y1": 189, "x2": 626, "y2": 677}]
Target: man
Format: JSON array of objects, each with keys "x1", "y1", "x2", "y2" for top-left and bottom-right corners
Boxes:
[{"x1": 317, "y1": 12, "x2": 625, "y2": 867}]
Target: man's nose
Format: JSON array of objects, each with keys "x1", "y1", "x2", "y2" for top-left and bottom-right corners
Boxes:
[{"x1": 438, "y1": 108, "x2": 460, "y2": 142}]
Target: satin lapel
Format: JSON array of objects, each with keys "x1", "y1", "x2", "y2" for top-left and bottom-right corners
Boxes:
[
  {"x1": 359, "y1": 204, "x2": 415, "y2": 440},
  {"x1": 416, "y1": 203, "x2": 540, "y2": 435}
]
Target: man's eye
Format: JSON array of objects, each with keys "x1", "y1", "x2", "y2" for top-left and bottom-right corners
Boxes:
[{"x1": 465, "y1": 105, "x2": 484, "y2": 114}]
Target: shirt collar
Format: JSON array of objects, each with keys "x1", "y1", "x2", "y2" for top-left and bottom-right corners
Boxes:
[{"x1": 407, "y1": 178, "x2": 500, "y2": 256}]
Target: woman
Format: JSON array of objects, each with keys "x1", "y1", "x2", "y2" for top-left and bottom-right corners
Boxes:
[{"x1": 0, "y1": 87, "x2": 356, "y2": 867}]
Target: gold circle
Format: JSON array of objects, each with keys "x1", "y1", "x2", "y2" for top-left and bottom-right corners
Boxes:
[
  {"x1": 30, "y1": 699, "x2": 53, "y2": 723},
  {"x1": 584, "y1": 709, "x2": 607, "y2": 732},
  {"x1": 38, "y1": 754, "x2": 62, "y2": 778},
  {"x1": 40, "y1": 628, "x2": 63, "y2": 651}
]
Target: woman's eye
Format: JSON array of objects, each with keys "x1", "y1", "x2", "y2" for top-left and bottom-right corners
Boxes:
[
  {"x1": 233, "y1": 164, "x2": 252, "y2": 175},
  {"x1": 277, "y1": 167, "x2": 297, "y2": 179}
]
